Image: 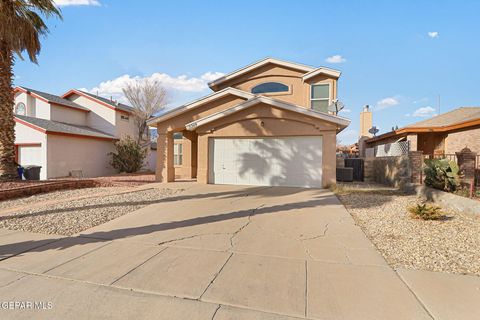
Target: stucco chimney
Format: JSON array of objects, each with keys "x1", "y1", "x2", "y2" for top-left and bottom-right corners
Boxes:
[{"x1": 360, "y1": 105, "x2": 373, "y2": 138}]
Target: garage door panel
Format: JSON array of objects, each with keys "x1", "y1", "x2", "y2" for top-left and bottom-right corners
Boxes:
[{"x1": 209, "y1": 137, "x2": 323, "y2": 188}]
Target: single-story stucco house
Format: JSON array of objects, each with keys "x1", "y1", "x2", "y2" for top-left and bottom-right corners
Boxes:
[
  {"x1": 14, "y1": 86, "x2": 156, "y2": 179},
  {"x1": 147, "y1": 58, "x2": 351, "y2": 188},
  {"x1": 365, "y1": 107, "x2": 480, "y2": 157}
]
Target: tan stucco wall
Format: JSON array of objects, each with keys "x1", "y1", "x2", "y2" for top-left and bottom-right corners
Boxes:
[
  {"x1": 46, "y1": 135, "x2": 116, "y2": 178},
  {"x1": 212, "y1": 63, "x2": 337, "y2": 108},
  {"x1": 50, "y1": 105, "x2": 87, "y2": 126},
  {"x1": 67, "y1": 94, "x2": 117, "y2": 136},
  {"x1": 194, "y1": 103, "x2": 338, "y2": 188},
  {"x1": 115, "y1": 112, "x2": 137, "y2": 139},
  {"x1": 445, "y1": 126, "x2": 480, "y2": 154}
]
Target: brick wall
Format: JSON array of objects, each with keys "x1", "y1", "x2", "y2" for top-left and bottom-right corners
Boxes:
[{"x1": 445, "y1": 127, "x2": 480, "y2": 154}]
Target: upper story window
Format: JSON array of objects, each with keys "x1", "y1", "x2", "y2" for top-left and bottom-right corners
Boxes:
[
  {"x1": 15, "y1": 102, "x2": 26, "y2": 115},
  {"x1": 251, "y1": 82, "x2": 289, "y2": 94},
  {"x1": 120, "y1": 114, "x2": 129, "y2": 121},
  {"x1": 311, "y1": 84, "x2": 330, "y2": 113}
]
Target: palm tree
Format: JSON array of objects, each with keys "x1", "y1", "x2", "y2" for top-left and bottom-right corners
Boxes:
[{"x1": 0, "y1": 0, "x2": 61, "y2": 180}]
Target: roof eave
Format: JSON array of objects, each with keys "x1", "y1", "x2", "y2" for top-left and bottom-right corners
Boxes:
[
  {"x1": 185, "y1": 96, "x2": 350, "y2": 131},
  {"x1": 147, "y1": 87, "x2": 254, "y2": 126}
]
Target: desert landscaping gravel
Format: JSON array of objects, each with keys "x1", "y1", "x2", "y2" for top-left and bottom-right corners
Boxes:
[
  {"x1": 336, "y1": 188, "x2": 480, "y2": 276},
  {"x1": 0, "y1": 187, "x2": 181, "y2": 236}
]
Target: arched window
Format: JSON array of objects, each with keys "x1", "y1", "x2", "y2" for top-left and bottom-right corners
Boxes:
[
  {"x1": 251, "y1": 82, "x2": 289, "y2": 94},
  {"x1": 15, "y1": 102, "x2": 26, "y2": 115}
]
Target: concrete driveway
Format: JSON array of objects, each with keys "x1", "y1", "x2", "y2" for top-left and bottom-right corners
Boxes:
[{"x1": 0, "y1": 183, "x2": 475, "y2": 319}]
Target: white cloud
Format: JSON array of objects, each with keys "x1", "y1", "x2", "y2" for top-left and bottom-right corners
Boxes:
[
  {"x1": 339, "y1": 108, "x2": 351, "y2": 113},
  {"x1": 55, "y1": 0, "x2": 100, "y2": 6},
  {"x1": 82, "y1": 71, "x2": 224, "y2": 104},
  {"x1": 411, "y1": 106, "x2": 437, "y2": 117},
  {"x1": 337, "y1": 129, "x2": 358, "y2": 145},
  {"x1": 428, "y1": 31, "x2": 439, "y2": 38},
  {"x1": 376, "y1": 96, "x2": 400, "y2": 110},
  {"x1": 325, "y1": 55, "x2": 346, "y2": 64}
]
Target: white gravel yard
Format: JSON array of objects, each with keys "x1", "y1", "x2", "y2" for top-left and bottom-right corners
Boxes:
[
  {"x1": 336, "y1": 186, "x2": 480, "y2": 276},
  {"x1": 0, "y1": 187, "x2": 181, "y2": 236}
]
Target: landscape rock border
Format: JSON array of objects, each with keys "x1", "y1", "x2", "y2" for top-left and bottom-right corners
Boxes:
[{"x1": 416, "y1": 185, "x2": 480, "y2": 215}]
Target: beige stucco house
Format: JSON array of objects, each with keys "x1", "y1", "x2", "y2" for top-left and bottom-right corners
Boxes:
[
  {"x1": 148, "y1": 58, "x2": 350, "y2": 188},
  {"x1": 14, "y1": 87, "x2": 156, "y2": 179}
]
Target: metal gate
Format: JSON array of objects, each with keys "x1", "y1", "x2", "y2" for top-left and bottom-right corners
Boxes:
[{"x1": 344, "y1": 158, "x2": 364, "y2": 182}]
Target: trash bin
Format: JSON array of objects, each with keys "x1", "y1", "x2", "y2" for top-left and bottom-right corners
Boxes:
[
  {"x1": 23, "y1": 165, "x2": 42, "y2": 180},
  {"x1": 17, "y1": 166, "x2": 24, "y2": 179}
]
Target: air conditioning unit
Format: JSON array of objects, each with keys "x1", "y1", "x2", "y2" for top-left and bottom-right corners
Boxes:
[{"x1": 336, "y1": 167, "x2": 353, "y2": 182}]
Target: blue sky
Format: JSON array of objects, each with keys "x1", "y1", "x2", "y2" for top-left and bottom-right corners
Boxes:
[{"x1": 14, "y1": 0, "x2": 480, "y2": 144}]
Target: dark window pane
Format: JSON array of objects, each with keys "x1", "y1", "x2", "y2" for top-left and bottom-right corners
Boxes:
[
  {"x1": 173, "y1": 132, "x2": 183, "y2": 139},
  {"x1": 251, "y1": 82, "x2": 289, "y2": 94}
]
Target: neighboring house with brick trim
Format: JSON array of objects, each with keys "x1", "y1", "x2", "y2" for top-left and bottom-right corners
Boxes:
[
  {"x1": 365, "y1": 107, "x2": 480, "y2": 157},
  {"x1": 13, "y1": 87, "x2": 156, "y2": 179},
  {"x1": 147, "y1": 58, "x2": 350, "y2": 188}
]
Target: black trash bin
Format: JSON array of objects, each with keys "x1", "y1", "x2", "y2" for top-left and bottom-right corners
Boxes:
[{"x1": 23, "y1": 165, "x2": 42, "y2": 180}]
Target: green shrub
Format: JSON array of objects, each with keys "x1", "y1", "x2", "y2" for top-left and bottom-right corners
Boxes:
[
  {"x1": 408, "y1": 202, "x2": 445, "y2": 220},
  {"x1": 424, "y1": 158, "x2": 459, "y2": 192},
  {"x1": 109, "y1": 136, "x2": 147, "y2": 173}
]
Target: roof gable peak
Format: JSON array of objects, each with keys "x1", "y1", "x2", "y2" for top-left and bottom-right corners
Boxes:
[{"x1": 208, "y1": 57, "x2": 328, "y2": 90}]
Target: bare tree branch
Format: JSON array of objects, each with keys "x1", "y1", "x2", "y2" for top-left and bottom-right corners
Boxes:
[{"x1": 122, "y1": 79, "x2": 168, "y2": 144}]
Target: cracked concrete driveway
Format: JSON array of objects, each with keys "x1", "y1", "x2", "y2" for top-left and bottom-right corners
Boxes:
[{"x1": 0, "y1": 183, "x2": 450, "y2": 319}]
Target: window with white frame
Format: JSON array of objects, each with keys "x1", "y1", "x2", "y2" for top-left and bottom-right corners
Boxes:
[
  {"x1": 310, "y1": 84, "x2": 330, "y2": 113},
  {"x1": 174, "y1": 143, "x2": 183, "y2": 166}
]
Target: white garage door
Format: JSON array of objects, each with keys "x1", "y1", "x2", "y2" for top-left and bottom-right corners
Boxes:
[
  {"x1": 209, "y1": 137, "x2": 323, "y2": 188},
  {"x1": 18, "y1": 146, "x2": 42, "y2": 166}
]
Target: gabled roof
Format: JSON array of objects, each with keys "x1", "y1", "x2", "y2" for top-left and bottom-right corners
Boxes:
[
  {"x1": 147, "y1": 87, "x2": 254, "y2": 126},
  {"x1": 208, "y1": 57, "x2": 318, "y2": 89},
  {"x1": 366, "y1": 107, "x2": 480, "y2": 143},
  {"x1": 62, "y1": 89, "x2": 134, "y2": 114},
  {"x1": 185, "y1": 95, "x2": 350, "y2": 131},
  {"x1": 302, "y1": 67, "x2": 342, "y2": 81},
  {"x1": 15, "y1": 115, "x2": 115, "y2": 140},
  {"x1": 15, "y1": 87, "x2": 89, "y2": 112}
]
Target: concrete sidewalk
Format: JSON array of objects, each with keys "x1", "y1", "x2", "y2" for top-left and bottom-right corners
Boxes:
[{"x1": 0, "y1": 183, "x2": 478, "y2": 319}]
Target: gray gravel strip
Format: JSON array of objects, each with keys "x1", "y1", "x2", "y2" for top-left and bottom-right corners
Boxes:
[
  {"x1": 0, "y1": 188, "x2": 181, "y2": 236},
  {"x1": 336, "y1": 189, "x2": 480, "y2": 276}
]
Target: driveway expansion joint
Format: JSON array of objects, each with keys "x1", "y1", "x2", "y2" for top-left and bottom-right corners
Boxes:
[
  {"x1": 394, "y1": 269, "x2": 435, "y2": 320},
  {"x1": 109, "y1": 246, "x2": 168, "y2": 286},
  {"x1": 199, "y1": 252, "x2": 234, "y2": 300}
]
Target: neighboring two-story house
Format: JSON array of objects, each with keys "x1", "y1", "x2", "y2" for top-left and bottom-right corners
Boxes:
[
  {"x1": 147, "y1": 58, "x2": 350, "y2": 188},
  {"x1": 13, "y1": 86, "x2": 155, "y2": 180}
]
